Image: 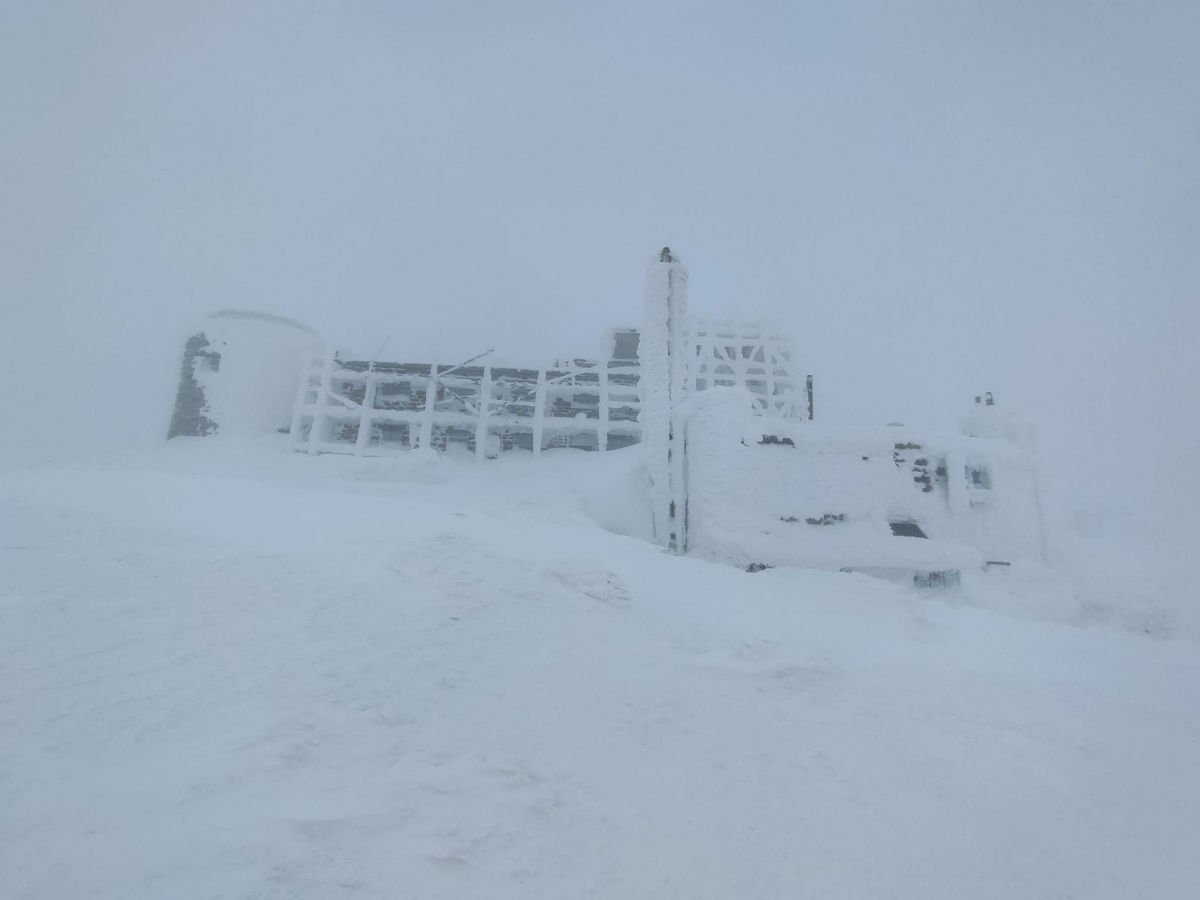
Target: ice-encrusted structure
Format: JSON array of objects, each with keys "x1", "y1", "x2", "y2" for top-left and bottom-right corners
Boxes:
[
  {"x1": 638, "y1": 247, "x2": 690, "y2": 552},
  {"x1": 168, "y1": 310, "x2": 321, "y2": 440},
  {"x1": 165, "y1": 248, "x2": 1045, "y2": 586},
  {"x1": 167, "y1": 333, "x2": 221, "y2": 438},
  {"x1": 288, "y1": 353, "x2": 645, "y2": 458},
  {"x1": 281, "y1": 272, "x2": 806, "y2": 463},
  {"x1": 689, "y1": 319, "x2": 808, "y2": 419},
  {"x1": 684, "y1": 388, "x2": 1046, "y2": 583}
]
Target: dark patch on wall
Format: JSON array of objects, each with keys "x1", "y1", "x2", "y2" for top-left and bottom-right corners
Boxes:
[
  {"x1": 167, "y1": 333, "x2": 220, "y2": 438},
  {"x1": 804, "y1": 513, "x2": 846, "y2": 526},
  {"x1": 888, "y1": 520, "x2": 928, "y2": 539},
  {"x1": 914, "y1": 569, "x2": 960, "y2": 589}
]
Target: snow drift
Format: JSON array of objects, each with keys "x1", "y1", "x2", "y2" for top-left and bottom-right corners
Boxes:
[{"x1": 1, "y1": 438, "x2": 1197, "y2": 899}]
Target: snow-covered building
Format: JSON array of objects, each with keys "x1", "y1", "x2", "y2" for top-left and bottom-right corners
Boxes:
[
  {"x1": 167, "y1": 248, "x2": 1045, "y2": 586},
  {"x1": 615, "y1": 248, "x2": 1046, "y2": 584},
  {"x1": 168, "y1": 310, "x2": 322, "y2": 440},
  {"x1": 683, "y1": 387, "x2": 1046, "y2": 583}
]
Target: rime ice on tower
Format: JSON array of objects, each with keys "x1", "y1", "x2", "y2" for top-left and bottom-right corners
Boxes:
[{"x1": 639, "y1": 247, "x2": 690, "y2": 553}]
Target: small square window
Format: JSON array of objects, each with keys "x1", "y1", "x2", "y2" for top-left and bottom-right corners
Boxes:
[{"x1": 967, "y1": 466, "x2": 992, "y2": 490}]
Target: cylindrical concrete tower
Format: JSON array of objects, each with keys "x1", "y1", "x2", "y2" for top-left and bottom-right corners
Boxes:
[{"x1": 168, "y1": 309, "x2": 323, "y2": 440}]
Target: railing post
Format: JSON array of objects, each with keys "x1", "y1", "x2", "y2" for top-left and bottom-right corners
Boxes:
[
  {"x1": 418, "y1": 365, "x2": 438, "y2": 450},
  {"x1": 288, "y1": 353, "x2": 315, "y2": 452},
  {"x1": 355, "y1": 369, "x2": 377, "y2": 456},
  {"x1": 597, "y1": 364, "x2": 609, "y2": 453},
  {"x1": 474, "y1": 365, "x2": 492, "y2": 460},
  {"x1": 308, "y1": 353, "x2": 336, "y2": 455},
  {"x1": 532, "y1": 368, "x2": 546, "y2": 456}
]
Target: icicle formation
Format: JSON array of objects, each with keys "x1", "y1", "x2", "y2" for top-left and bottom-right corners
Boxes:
[{"x1": 639, "y1": 246, "x2": 690, "y2": 552}]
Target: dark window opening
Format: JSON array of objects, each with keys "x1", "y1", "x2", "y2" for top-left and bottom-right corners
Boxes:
[
  {"x1": 914, "y1": 569, "x2": 960, "y2": 589},
  {"x1": 967, "y1": 466, "x2": 992, "y2": 489},
  {"x1": 611, "y1": 330, "x2": 640, "y2": 361},
  {"x1": 889, "y1": 520, "x2": 928, "y2": 539}
]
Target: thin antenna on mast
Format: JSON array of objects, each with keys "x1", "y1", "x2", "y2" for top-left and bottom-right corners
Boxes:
[
  {"x1": 370, "y1": 335, "x2": 391, "y2": 363},
  {"x1": 437, "y1": 348, "x2": 495, "y2": 380}
]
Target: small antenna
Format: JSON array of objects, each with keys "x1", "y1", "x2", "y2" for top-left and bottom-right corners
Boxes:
[
  {"x1": 370, "y1": 335, "x2": 391, "y2": 362},
  {"x1": 436, "y1": 347, "x2": 495, "y2": 381},
  {"x1": 368, "y1": 335, "x2": 391, "y2": 373}
]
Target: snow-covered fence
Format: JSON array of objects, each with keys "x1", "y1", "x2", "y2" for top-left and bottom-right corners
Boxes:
[
  {"x1": 288, "y1": 355, "x2": 642, "y2": 458},
  {"x1": 689, "y1": 319, "x2": 805, "y2": 419},
  {"x1": 284, "y1": 294, "x2": 811, "y2": 465}
]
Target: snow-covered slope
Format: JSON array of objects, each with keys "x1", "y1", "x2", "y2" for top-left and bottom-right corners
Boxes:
[{"x1": 2, "y1": 439, "x2": 1197, "y2": 899}]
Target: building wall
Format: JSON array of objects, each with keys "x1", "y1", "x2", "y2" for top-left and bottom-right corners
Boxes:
[
  {"x1": 685, "y1": 388, "x2": 1045, "y2": 578},
  {"x1": 168, "y1": 310, "x2": 321, "y2": 439}
]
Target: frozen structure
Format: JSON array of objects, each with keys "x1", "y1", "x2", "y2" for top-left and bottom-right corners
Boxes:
[
  {"x1": 281, "y1": 275, "x2": 808, "y2": 460},
  {"x1": 639, "y1": 248, "x2": 690, "y2": 552},
  {"x1": 636, "y1": 247, "x2": 813, "y2": 550},
  {"x1": 688, "y1": 319, "x2": 810, "y2": 419},
  {"x1": 682, "y1": 388, "x2": 1045, "y2": 583},
  {"x1": 168, "y1": 310, "x2": 321, "y2": 440},
  {"x1": 629, "y1": 249, "x2": 1045, "y2": 584},
  {"x1": 287, "y1": 347, "x2": 644, "y2": 457},
  {"x1": 167, "y1": 248, "x2": 1045, "y2": 586}
]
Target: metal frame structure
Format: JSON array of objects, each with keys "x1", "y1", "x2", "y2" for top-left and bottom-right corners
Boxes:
[
  {"x1": 287, "y1": 320, "x2": 810, "y2": 460},
  {"x1": 689, "y1": 319, "x2": 804, "y2": 419},
  {"x1": 289, "y1": 356, "x2": 643, "y2": 459}
]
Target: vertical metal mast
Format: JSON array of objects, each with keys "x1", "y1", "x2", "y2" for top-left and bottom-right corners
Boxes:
[{"x1": 640, "y1": 246, "x2": 690, "y2": 553}]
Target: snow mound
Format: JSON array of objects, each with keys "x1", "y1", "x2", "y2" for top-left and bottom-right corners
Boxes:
[{"x1": 1, "y1": 443, "x2": 1197, "y2": 899}]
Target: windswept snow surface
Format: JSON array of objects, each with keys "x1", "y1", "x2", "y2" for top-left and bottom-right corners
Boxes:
[{"x1": 2, "y1": 439, "x2": 1198, "y2": 899}]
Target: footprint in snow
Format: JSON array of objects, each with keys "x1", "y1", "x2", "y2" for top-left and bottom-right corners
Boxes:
[
  {"x1": 546, "y1": 563, "x2": 631, "y2": 608},
  {"x1": 686, "y1": 650, "x2": 840, "y2": 695}
]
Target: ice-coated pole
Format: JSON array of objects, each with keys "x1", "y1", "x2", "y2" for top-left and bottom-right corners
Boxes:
[{"x1": 640, "y1": 246, "x2": 689, "y2": 553}]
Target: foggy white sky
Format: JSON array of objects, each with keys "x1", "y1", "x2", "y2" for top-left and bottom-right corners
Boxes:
[{"x1": 2, "y1": 1, "x2": 1196, "y2": 533}]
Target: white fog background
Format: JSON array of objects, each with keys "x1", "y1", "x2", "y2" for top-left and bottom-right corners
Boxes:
[{"x1": 2, "y1": 0, "x2": 1196, "y2": 544}]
